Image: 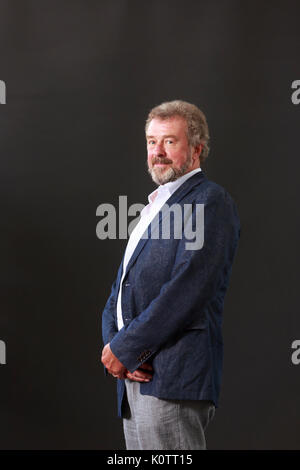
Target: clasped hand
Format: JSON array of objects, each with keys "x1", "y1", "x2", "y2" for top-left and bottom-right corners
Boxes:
[{"x1": 101, "y1": 343, "x2": 153, "y2": 382}]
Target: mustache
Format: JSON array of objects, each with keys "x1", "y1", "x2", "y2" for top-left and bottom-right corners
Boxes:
[{"x1": 152, "y1": 158, "x2": 173, "y2": 165}]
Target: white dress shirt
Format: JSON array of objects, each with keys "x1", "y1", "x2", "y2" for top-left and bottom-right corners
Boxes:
[{"x1": 116, "y1": 167, "x2": 202, "y2": 331}]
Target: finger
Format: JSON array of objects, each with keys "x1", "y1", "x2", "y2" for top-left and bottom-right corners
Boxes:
[
  {"x1": 126, "y1": 371, "x2": 148, "y2": 381},
  {"x1": 126, "y1": 374, "x2": 151, "y2": 382},
  {"x1": 111, "y1": 373, "x2": 123, "y2": 379},
  {"x1": 135, "y1": 370, "x2": 153, "y2": 379},
  {"x1": 126, "y1": 371, "x2": 152, "y2": 382}
]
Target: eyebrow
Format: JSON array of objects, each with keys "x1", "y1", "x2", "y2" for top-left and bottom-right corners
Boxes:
[{"x1": 146, "y1": 134, "x2": 178, "y2": 139}]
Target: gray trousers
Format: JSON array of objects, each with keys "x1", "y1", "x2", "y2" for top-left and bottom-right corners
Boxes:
[{"x1": 123, "y1": 379, "x2": 215, "y2": 450}]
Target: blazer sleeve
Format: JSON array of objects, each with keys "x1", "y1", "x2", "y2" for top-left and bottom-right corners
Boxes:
[
  {"x1": 109, "y1": 190, "x2": 240, "y2": 373},
  {"x1": 102, "y1": 277, "x2": 119, "y2": 347}
]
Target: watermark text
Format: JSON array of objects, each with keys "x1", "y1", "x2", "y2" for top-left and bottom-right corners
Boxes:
[
  {"x1": 0, "y1": 340, "x2": 6, "y2": 365},
  {"x1": 0, "y1": 80, "x2": 6, "y2": 104},
  {"x1": 291, "y1": 340, "x2": 300, "y2": 365},
  {"x1": 96, "y1": 196, "x2": 204, "y2": 250},
  {"x1": 291, "y1": 80, "x2": 300, "y2": 105}
]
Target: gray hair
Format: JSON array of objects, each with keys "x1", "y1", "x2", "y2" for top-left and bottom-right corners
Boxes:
[{"x1": 145, "y1": 100, "x2": 210, "y2": 164}]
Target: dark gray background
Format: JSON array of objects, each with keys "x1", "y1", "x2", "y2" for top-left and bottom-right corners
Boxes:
[{"x1": 0, "y1": 0, "x2": 299, "y2": 449}]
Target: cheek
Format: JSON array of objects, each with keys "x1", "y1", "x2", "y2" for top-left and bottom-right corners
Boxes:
[
  {"x1": 147, "y1": 152, "x2": 153, "y2": 165},
  {"x1": 176, "y1": 149, "x2": 189, "y2": 165},
  {"x1": 170, "y1": 151, "x2": 183, "y2": 166}
]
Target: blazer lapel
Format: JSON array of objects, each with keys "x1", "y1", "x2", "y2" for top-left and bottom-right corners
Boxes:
[{"x1": 123, "y1": 171, "x2": 207, "y2": 279}]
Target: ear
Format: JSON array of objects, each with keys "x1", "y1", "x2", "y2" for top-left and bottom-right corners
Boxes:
[{"x1": 193, "y1": 143, "x2": 203, "y2": 161}]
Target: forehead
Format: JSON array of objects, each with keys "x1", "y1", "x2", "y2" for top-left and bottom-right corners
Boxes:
[{"x1": 146, "y1": 116, "x2": 188, "y2": 137}]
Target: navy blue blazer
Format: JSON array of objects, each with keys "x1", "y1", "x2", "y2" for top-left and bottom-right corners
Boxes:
[{"x1": 102, "y1": 171, "x2": 240, "y2": 417}]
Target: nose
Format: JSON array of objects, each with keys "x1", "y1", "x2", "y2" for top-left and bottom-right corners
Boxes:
[{"x1": 154, "y1": 141, "x2": 166, "y2": 156}]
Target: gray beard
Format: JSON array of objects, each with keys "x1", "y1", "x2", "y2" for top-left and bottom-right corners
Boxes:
[{"x1": 147, "y1": 152, "x2": 193, "y2": 186}]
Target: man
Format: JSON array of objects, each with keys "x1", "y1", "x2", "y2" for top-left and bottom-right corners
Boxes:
[{"x1": 101, "y1": 100, "x2": 240, "y2": 450}]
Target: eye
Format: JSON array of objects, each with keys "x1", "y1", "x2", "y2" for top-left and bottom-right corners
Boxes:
[
  {"x1": 148, "y1": 140, "x2": 155, "y2": 145},
  {"x1": 166, "y1": 139, "x2": 173, "y2": 144}
]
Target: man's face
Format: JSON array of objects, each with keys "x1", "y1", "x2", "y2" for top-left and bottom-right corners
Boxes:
[{"x1": 146, "y1": 116, "x2": 199, "y2": 185}]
